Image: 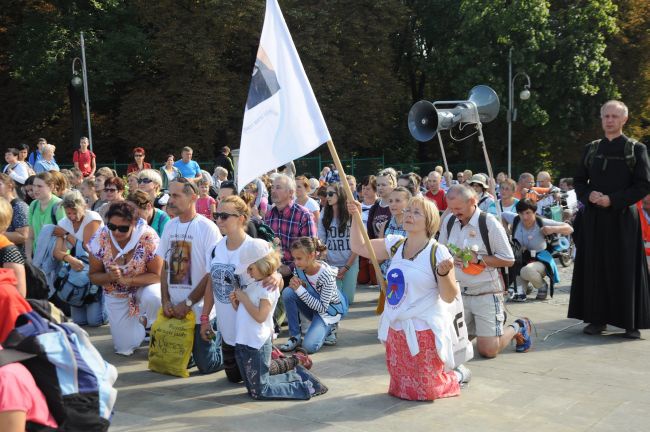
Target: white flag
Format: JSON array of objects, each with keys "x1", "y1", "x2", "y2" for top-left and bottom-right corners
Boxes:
[{"x1": 237, "y1": 0, "x2": 331, "y2": 190}]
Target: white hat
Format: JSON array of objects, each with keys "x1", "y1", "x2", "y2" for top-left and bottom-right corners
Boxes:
[{"x1": 235, "y1": 238, "x2": 274, "y2": 275}]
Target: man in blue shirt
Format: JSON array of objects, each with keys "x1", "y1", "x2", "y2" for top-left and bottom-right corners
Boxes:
[
  {"x1": 174, "y1": 146, "x2": 202, "y2": 182},
  {"x1": 27, "y1": 138, "x2": 47, "y2": 167}
]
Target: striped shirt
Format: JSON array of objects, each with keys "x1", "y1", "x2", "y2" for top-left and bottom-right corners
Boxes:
[
  {"x1": 265, "y1": 200, "x2": 317, "y2": 266},
  {"x1": 295, "y1": 262, "x2": 342, "y2": 325}
]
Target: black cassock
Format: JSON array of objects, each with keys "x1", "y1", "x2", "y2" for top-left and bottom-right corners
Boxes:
[{"x1": 569, "y1": 135, "x2": 650, "y2": 329}]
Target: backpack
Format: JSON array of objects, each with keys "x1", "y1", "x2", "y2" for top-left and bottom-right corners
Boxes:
[
  {"x1": 584, "y1": 137, "x2": 638, "y2": 172},
  {"x1": 53, "y1": 240, "x2": 100, "y2": 308},
  {"x1": 250, "y1": 218, "x2": 276, "y2": 243},
  {"x1": 0, "y1": 310, "x2": 118, "y2": 431},
  {"x1": 25, "y1": 261, "x2": 50, "y2": 300},
  {"x1": 445, "y1": 211, "x2": 512, "y2": 291}
]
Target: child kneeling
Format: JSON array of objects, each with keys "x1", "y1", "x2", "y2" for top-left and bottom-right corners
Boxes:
[
  {"x1": 280, "y1": 237, "x2": 348, "y2": 353},
  {"x1": 231, "y1": 239, "x2": 327, "y2": 400}
]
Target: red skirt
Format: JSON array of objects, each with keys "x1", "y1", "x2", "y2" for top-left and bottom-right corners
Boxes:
[{"x1": 385, "y1": 328, "x2": 460, "y2": 401}]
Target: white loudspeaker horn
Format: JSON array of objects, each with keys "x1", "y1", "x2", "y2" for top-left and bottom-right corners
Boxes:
[{"x1": 408, "y1": 85, "x2": 500, "y2": 142}]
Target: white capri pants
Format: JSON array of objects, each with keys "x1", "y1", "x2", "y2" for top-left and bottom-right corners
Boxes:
[
  {"x1": 518, "y1": 261, "x2": 547, "y2": 289},
  {"x1": 105, "y1": 284, "x2": 161, "y2": 356}
]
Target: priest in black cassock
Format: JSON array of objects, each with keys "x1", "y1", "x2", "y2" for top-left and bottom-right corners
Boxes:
[{"x1": 569, "y1": 100, "x2": 650, "y2": 339}]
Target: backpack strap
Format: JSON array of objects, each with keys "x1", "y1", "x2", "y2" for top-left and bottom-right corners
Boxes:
[
  {"x1": 478, "y1": 212, "x2": 492, "y2": 256},
  {"x1": 624, "y1": 137, "x2": 638, "y2": 172},
  {"x1": 584, "y1": 139, "x2": 601, "y2": 170},
  {"x1": 446, "y1": 215, "x2": 457, "y2": 239},
  {"x1": 389, "y1": 238, "x2": 406, "y2": 259},
  {"x1": 429, "y1": 240, "x2": 439, "y2": 281},
  {"x1": 512, "y1": 215, "x2": 520, "y2": 239},
  {"x1": 50, "y1": 202, "x2": 61, "y2": 225}
]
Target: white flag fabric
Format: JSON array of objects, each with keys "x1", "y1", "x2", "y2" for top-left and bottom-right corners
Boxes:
[{"x1": 237, "y1": 0, "x2": 331, "y2": 190}]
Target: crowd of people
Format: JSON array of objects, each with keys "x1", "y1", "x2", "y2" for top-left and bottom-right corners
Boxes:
[{"x1": 1, "y1": 99, "x2": 649, "y2": 429}]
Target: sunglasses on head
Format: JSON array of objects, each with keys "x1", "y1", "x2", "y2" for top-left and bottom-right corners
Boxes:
[
  {"x1": 137, "y1": 178, "x2": 153, "y2": 184},
  {"x1": 326, "y1": 191, "x2": 337, "y2": 197},
  {"x1": 213, "y1": 212, "x2": 240, "y2": 221},
  {"x1": 107, "y1": 223, "x2": 130, "y2": 233}
]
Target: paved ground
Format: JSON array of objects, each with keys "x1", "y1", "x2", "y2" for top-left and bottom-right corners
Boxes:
[{"x1": 91, "y1": 264, "x2": 650, "y2": 432}]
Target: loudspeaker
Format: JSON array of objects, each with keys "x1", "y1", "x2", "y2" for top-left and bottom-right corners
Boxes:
[{"x1": 408, "y1": 85, "x2": 500, "y2": 142}]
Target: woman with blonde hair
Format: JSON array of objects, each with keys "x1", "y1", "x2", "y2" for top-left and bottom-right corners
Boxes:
[
  {"x1": 348, "y1": 195, "x2": 464, "y2": 400},
  {"x1": 0, "y1": 198, "x2": 27, "y2": 296},
  {"x1": 53, "y1": 190, "x2": 105, "y2": 325}
]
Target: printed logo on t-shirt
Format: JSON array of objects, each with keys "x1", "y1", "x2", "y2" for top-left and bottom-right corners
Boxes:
[
  {"x1": 386, "y1": 268, "x2": 406, "y2": 307},
  {"x1": 169, "y1": 240, "x2": 192, "y2": 285},
  {"x1": 210, "y1": 262, "x2": 240, "y2": 304}
]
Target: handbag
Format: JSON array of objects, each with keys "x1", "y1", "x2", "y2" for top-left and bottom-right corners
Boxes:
[
  {"x1": 54, "y1": 240, "x2": 97, "y2": 307},
  {"x1": 295, "y1": 267, "x2": 349, "y2": 317}
]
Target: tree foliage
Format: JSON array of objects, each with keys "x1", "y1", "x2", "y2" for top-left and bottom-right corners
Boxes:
[{"x1": 0, "y1": 0, "x2": 647, "y2": 178}]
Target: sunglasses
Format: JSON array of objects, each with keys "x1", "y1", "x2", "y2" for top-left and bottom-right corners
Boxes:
[
  {"x1": 326, "y1": 191, "x2": 337, "y2": 197},
  {"x1": 107, "y1": 223, "x2": 130, "y2": 233},
  {"x1": 104, "y1": 188, "x2": 118, "y2": 193},
  {"x1": 134, "y1": 154, "x2": 144, "y2": 157},
  {"x1": 137, "y1": 178, "x2": 153, "y2": 184},
  {"x1": 213, "y1": 212, "x2": 240, "y2": 221}
]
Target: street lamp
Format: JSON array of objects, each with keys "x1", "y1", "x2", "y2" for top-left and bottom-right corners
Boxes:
[{"x1": 507, "y1": 47, "x2": 532, "y2": 178}]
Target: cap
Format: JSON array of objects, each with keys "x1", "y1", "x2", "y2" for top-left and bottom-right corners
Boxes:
[{"x1": 235, "y1": 238, "x2": 274, "y2": 275}]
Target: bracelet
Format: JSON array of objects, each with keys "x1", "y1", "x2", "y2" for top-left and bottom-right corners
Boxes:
[
  {"x1": 436, "y1": 269, "x2": 450, "y2": 277},
  {"x1": 344, "y1": 264, "x2": 350, "y2": 270},
  {"x1": 200, "y1": 314, "x2": 210, "y2": 323}
]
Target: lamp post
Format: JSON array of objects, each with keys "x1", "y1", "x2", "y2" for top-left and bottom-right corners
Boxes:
[{"x1": 507, "y1": 47, "x2": 531, "y2": 179}]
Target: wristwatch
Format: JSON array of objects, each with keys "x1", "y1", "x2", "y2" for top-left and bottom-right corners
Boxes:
[
  {"x1": 476, "y1": 254, "x2": 484, "y2": 264},
  {"x1": 185, "y1": 298, "x2": 193, "y2": 307}
]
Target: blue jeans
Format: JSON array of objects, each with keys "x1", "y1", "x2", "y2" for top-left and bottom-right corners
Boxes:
[
  {"x1": 282, "y1": 288, "x2": 333, "y2": 354},
  {"x1": 70, "y1": 290, "x2": 106, "y2": 327},
  {"x1": 235, "y1": 338, "x2": 310, "y2": 400},
  {"x1": 190, "y1": 319, "x2": 223, "y2": 374},
  {"x1": 336, "y1": 258, "x2": 359, "y2": 304}
]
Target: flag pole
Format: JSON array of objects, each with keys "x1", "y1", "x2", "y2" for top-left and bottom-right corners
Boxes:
[{"x1": 326, "y1": 140, "x2": 386, "y2": 314}]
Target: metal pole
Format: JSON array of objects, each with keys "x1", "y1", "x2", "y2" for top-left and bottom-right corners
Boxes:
[
  {"x1": 507, "y1": 47, "x2": 513, "y2": 179},
  {"x1": 436, "y1": 132, "x2": 449, "y2": 173},
  {"x1": 80, "y1": 32, "x2": 93, "y2": 152}
]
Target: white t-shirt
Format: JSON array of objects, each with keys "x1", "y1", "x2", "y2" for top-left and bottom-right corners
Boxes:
[
  {"x1": 235, "y1": 280, "x2": 279, "y2": 349},
  {"x1": 58, "y1": 210, "x2": 103, "y2": 243},
  {"x1": 155, "y1": 214, "x2": 222, "y2": 324},
  {"x1": 384, "y1": 235, "x2": 452, "y2": 331},
  {"x1": 209, "y1": 235, "x2": 255, "y2": 345},
  {"x1": 300, "y1": 197, "x2": 320, "y2": 213}
]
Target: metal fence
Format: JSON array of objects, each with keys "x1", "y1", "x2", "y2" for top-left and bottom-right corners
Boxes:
[{"x1": 68, "y1": 156, "x2": 517, "y2": 180}]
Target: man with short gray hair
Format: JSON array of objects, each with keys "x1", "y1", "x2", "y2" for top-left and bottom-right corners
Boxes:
[
  {"x1": 440, "y1": 185, "x2": 530, "y2": 358},
  {"x1": 569, "y1": 99, "x2": 650, "y2": 339},
  {"x1": 264, "y1": 174, "x2": 317, "y2": 280}
]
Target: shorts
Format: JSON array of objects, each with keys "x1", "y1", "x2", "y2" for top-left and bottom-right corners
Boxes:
[{"x1": 462, "y1": 293, "x2": 505, "y2": 338}]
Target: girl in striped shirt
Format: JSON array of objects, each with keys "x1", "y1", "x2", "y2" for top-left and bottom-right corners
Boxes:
[{"x1": 279, "y1": 237, "x2": 345, "y2": 353}]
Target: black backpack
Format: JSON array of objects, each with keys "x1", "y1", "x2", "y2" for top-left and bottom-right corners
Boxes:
[
  {"x1": 25, "y1": 260, "x2": 50, "y2": 300},
  {"x1": 584, "y1": 137, "x2": 638, "y2": 172}
]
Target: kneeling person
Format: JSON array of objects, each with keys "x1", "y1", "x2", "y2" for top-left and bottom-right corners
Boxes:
[{"x1": 440, "y1": 185, "x2": 532, "y2": 358}]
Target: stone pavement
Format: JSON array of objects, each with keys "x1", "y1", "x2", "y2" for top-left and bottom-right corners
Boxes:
[{"x1": 92, "y1": 264, "x2": 650, "y2": 432}]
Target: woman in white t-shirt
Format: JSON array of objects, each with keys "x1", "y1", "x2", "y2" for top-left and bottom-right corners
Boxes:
[
  {"x1": 227, "y1": 239, "x2": 327, "y2": 400},
  {"x1": 200, "y1": 196, "x2": 283, "y2": 383},
  {"x1": 349, "y1": 195, "x2": 464, "y2": 401},
  {"x1": 53, "y1": 190, "x2": 105, "y2": 326},
  {"x1": 295, "y1": 176, "x2": 320, "y2": 222}
]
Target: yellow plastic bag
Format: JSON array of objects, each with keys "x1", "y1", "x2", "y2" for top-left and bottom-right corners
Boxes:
[{"x1": 148, "y1": 309, "x2": 195, "y2": 378}]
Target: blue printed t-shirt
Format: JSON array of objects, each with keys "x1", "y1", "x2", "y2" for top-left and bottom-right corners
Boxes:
[{"x1": 174, "y1": 160, "x2": 201, "y2": 178}]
